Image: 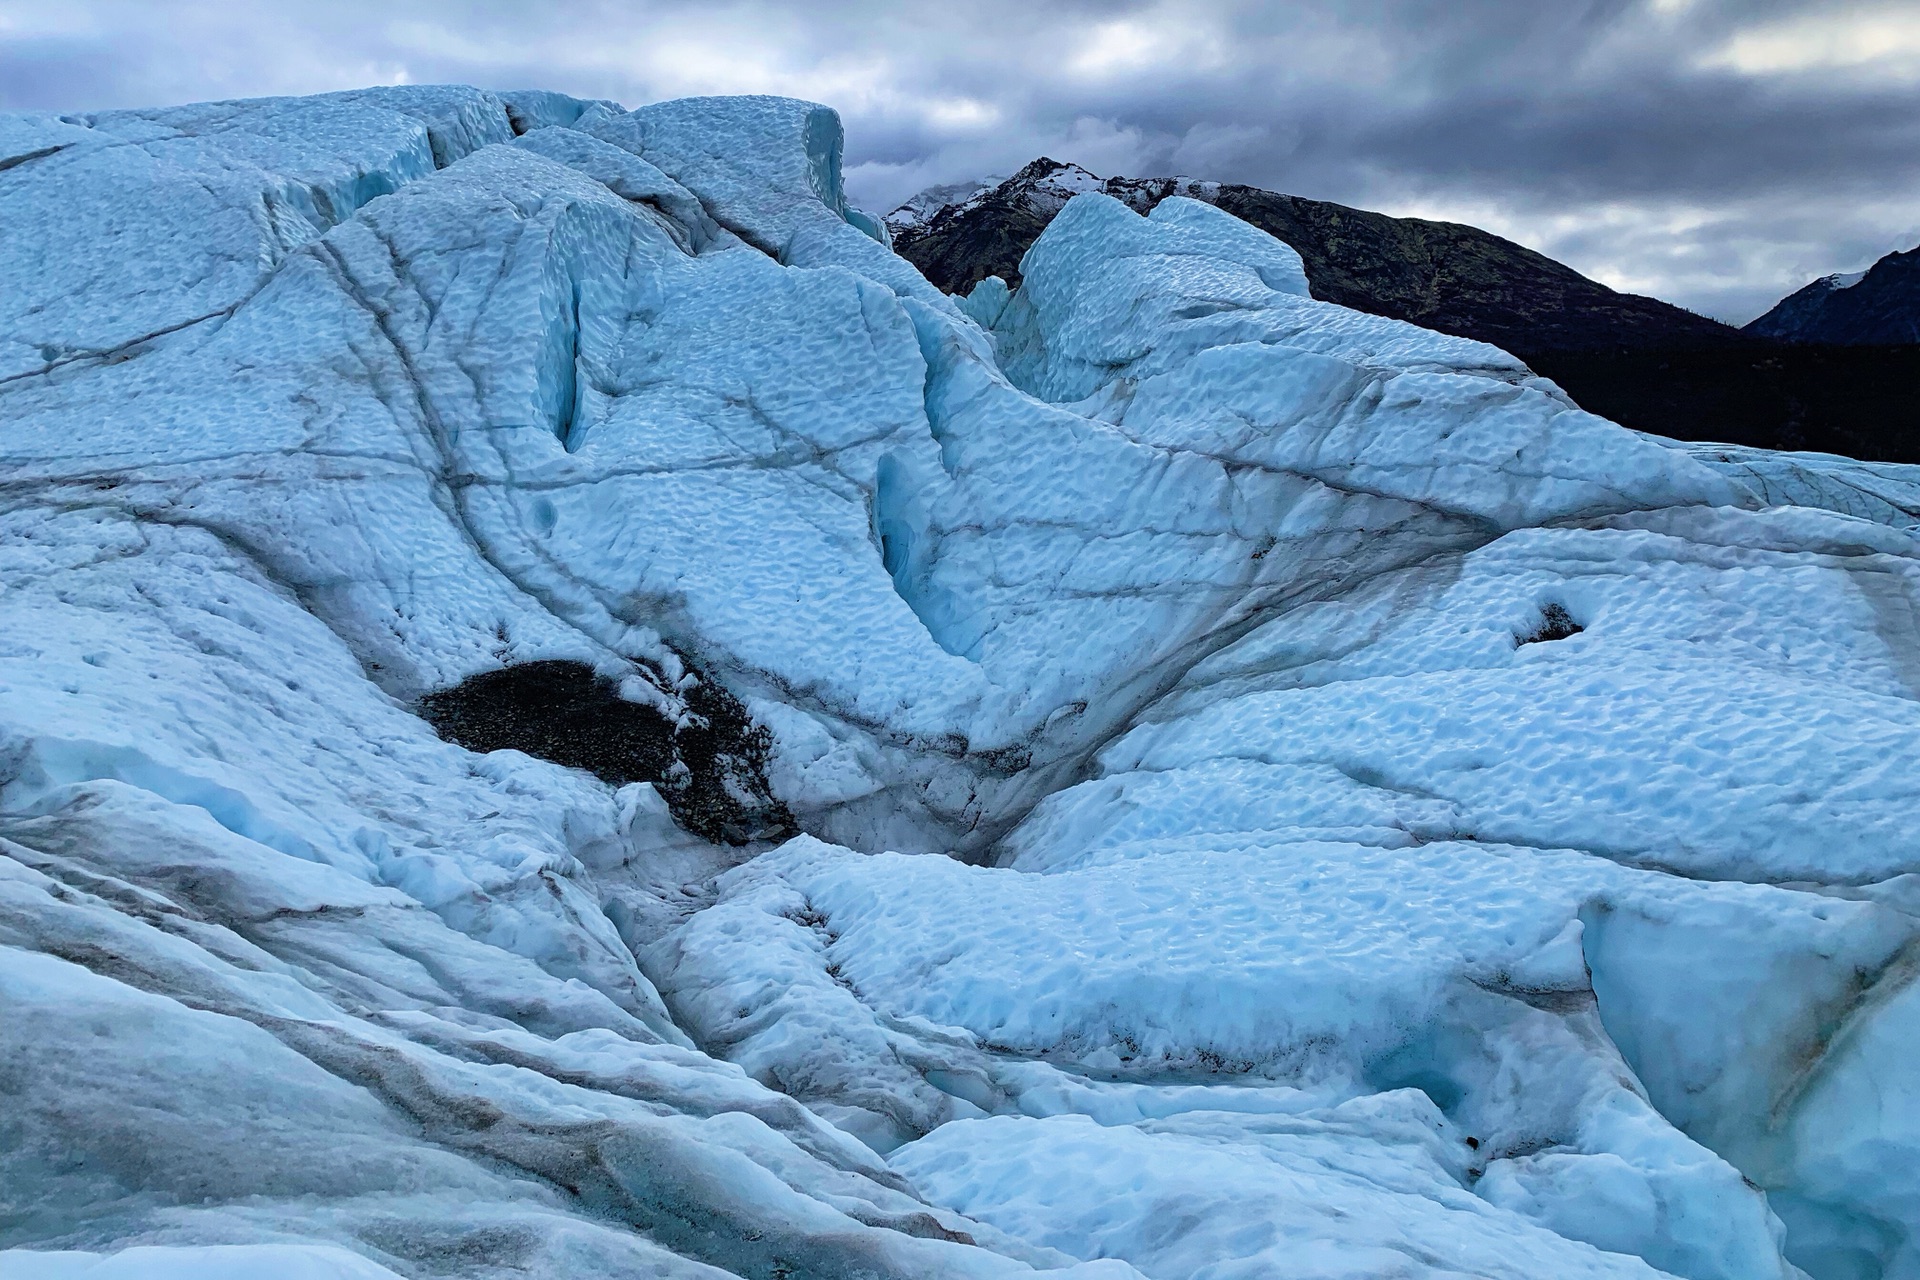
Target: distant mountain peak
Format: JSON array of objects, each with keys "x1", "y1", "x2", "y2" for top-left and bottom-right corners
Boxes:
[
  {"x1": 884, "y1": 158, "x2": 1111, "y2": 245},
  {"x1": 883, "y1": 174, "x2": 1004, "y2": 239},
  {"x1": 1744, "y1": 245, "x2": 1920, "y2": 345},
  {"x1": 888, "y1": 158, "x2": 1228, "y2": 235},
  {"x1": 886, "y1": 155, "x2": 1737, "y2": 358}
]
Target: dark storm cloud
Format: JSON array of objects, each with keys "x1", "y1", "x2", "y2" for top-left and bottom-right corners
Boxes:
[{"x1": 2, "y1": 0, "x2": 1916, "y2": 322}]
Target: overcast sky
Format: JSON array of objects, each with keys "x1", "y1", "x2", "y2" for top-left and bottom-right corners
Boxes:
[{"x1": 3, "y1": 0, "x2": 1915, "y2": 323}]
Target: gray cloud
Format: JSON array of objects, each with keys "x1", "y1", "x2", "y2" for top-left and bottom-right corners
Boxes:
[{"x1": 3, "y1": 0, "x2": 1916, "y2": 322}]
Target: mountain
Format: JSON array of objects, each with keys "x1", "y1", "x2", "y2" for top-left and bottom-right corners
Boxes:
[
  {"x1": 6, "y1": 87, "x2": 1920, "y2": 1280},
  {"x1": 1745, "y1": 244, "x2": 1920, "y2": 344},
  {"x1": 890, "y1": 160, "x2": 1920, "y2": 463},
  {"x1": 888, "y1": 158, "x2": 1741, "y2": 356},
  {"x1": 883, "y1": 173, "x2": 1005, "y2": 238},
  {"x1": 1746, "y1": 269, "x2": 1872, "y2": 339}
]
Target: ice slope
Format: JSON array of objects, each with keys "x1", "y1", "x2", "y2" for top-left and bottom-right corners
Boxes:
[{"x1": 3, "y1": 84, "x2": 1920, "y2": 1280}]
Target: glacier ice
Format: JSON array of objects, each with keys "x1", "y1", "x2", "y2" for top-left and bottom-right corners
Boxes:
[{"x1": 3, "y1": 83, "x2": 1920, "y2": 1280}]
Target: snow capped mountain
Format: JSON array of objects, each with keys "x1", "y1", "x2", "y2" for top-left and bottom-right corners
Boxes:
[
  {"x1": 883, "y1": 173, "x2": 1006, "y2": 239},
  {"x1": 883, "y1": 159, "x2": 1138, "y2": 245},
  {"x1": 1746, "y1": 245, "x2": 1920, "y2": 345},
  {"x1": 5, "y1": 87, "x2": 1920, "y2": 1280}
]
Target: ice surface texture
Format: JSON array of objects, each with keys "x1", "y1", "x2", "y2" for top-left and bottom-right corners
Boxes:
[{"x1": 3, "y1": 85, "x2": 1919, "y2": 1280}]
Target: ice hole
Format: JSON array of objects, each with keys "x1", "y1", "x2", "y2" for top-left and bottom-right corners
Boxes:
[
  {"x1": 1517, "y1": 601, "x2": 1583, "y2": 646},
  {"x1": 417, "y1": 660, "x2": 792, "y2": 844}
]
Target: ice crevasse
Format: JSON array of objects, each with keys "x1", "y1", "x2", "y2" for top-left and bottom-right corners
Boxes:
[{"x1": 2, "y1": 85, "x2": 1920, "y2": 1280}]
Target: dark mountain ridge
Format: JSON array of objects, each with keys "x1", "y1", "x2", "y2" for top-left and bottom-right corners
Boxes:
[
  {"x1": 1744, "y1": 244, "x2": 1920, "y2": 346},
  {"x1": 892, "y1": 158, "x2": 1739, "y2": 357},
  {"x1": 889, "y1": 160, "x2": 1920, "y2": 464}
]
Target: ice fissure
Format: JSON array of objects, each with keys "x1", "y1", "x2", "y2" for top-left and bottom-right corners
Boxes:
[{"x1": 5, "y1": 85, "x2": 1920, "y2": 1280}]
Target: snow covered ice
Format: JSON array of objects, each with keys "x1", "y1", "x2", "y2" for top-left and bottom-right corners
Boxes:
[{"x1": 3, "y1": 85, "x2": 1920, "y2": 1280}]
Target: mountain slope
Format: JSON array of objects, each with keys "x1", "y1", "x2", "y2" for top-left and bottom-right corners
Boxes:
[
  {"x1": 5, "y1": 89, "x2": 1920, "y2": 1280},
  {"x1": 1745, "y1": 244, "x2": 1920, "y2": 345},
  {"x1": 889, "y1": 159, "x2": 1740, "y2": 356}
]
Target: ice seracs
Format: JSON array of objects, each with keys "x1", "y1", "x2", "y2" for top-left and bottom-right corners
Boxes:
[{"x1": 3, "y1": 84, "x2": 1920, "y2": 1280}]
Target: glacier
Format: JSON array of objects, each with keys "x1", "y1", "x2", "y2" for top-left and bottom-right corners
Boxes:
[{"x1": 2, "y1": 85, "x2": 1919, "y2": 1280}]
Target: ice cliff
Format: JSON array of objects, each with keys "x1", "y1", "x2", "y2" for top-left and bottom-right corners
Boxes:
[{"x1": 4, "y1": 86, "x2": 1920, "y2": 1280}]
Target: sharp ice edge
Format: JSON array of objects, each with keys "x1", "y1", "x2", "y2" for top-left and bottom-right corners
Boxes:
[{"x1": 3, "y1": 85, "x2": 1920, "y2": 1280}]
